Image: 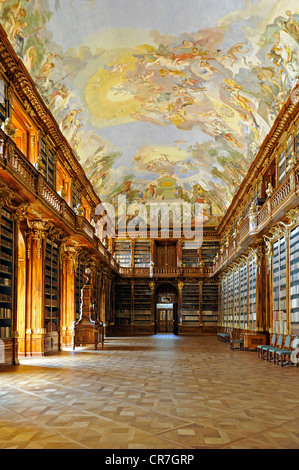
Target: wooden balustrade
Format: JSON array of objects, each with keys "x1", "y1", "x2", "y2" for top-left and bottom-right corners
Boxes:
[
  {"x1": 154, "y1": 266, "x2": 180, "y2": 275},
  {"x1": 271, "y1": 176, "x2": 292, "y2": 212},
  {"x1": 5, "y1": 137, "x2": 37, "y2": 189},
  {"x1": 116, "y1": 265, "x2": 212, "y2": 278},
  {"x1": 238, "y1": 218, "x2": 249, "y2": 242},
  {"x1": 81, "y1": 217, "x2": 95, "y2": 240},
  {"x1": 61, "y1": 200, "x2": 76, "y2": 228},
  {"x1": 134, "y1": 267, "x2": 150, "y2": 276},
  {"x1": 213, "y1": 162, "x2": 299, "y2": 275},
  {"x1": 257, "y1": 201, "x2": 269, "y2": 227},
  {"x1": 0, "y1": 128, "x2": 116, "y2": 272},
  {"x1": 40, "y1": 178, "x2": 62, "y2": 214}
]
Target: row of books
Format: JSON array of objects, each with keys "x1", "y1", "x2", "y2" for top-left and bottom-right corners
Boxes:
[
  {"x1": 0, "y1": 263, "x2": 12, "y2": 273},
  {"x1": 0, "y1": 277, "x2": 12, "y2": 286},
  {"x1": 0, "y1": 293, "x2": 12, "y2": 302},
  {"x1": 0, "y1": 307, "x2": 12, "y2": 318},
  {"x1": 0, "y1": 326, "x2": 11, "y2": 338}
]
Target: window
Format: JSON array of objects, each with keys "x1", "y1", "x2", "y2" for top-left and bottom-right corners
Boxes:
[
  {"x1": 278, "y1": 135, "x2": 295, "y2": 186},
  {"x1": 39, "y1": 138, "x2": 56, "y2": 187},
  {"x1": 71, "y1": 181, "x2": 82, "y2": 211},
  {"x1": 0, "y1": 79, "x2": 7, "y2": 122},
  {"x1": 296, "y1": 123, "x2": 299, "y2": 157}
]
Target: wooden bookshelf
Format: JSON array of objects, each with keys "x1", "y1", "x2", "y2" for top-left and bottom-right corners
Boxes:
[
  {"x1": 134, "y1": 240, "x2": 151, "y2": 267},
  {"x1": 272, "y1": 236, "x2": 287, "y2": 334},
  {"x1": 290, "y1": 225, "x2": 299, "y2": 335},
  {"x1": 248, "y1": 259, "x2": 257, "y2": 331},
  {"x1": 202, "y1": 282, "x2": 218, "y2": 329},
  {"x1": 133, "y1": 281, "x2": 151, "y2": 325},
  {"x1": 0, "y1": 207, "x2": 13, "y2": 344},
  {"x1": 182, "y1": 241, "x2": 199, "y2": 267},
  {"x1": 201, "y1": 240, "x2": 219, "y2": 267},
  {"x1": 228, "y1": 273, "x2": 233, "y2": 327},
  {"x1": 115, "y1": 281, "x2": 132, "y2": 325},
  {"x1": 240, "y1": 264, "x2": 248, "y2": 329},
  {"x1": 44, "y1": 238, "x2": 59, "y2": 352},
  {"x1": 182, "y1": 282, "x2": 200, "y2": 326},
  {"x1": 113, "y1": 240, "x2": 132, "y2": 267},
  {"x1": 220, "y1": 276, "x2": 227, "y2": 327},
  {"x1": 234, "y1": 270, "x2": 239, "y2": 328}
]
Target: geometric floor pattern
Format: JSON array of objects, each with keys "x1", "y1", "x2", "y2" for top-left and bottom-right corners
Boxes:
[{"x1": 1, "y1": 334, "x2": 299, "y2": 449}]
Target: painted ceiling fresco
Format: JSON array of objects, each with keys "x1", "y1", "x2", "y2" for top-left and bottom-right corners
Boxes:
[{"x1": 1, "y1": 0, "x2": 299, "y2": 226}]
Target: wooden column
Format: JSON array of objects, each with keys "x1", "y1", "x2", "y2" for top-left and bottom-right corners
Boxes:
[
  {"x1": 109, "y1": 276, "x2": 115, "y2": 326},
  {"x1": 131, "y1": 239, "x2": 135, "y2": 267},
  {"x1": 177, "y1": 280, "x2": 183, "y2": 329},
  {"x1": 12, "y1": 209, "x2": 26, "y2": 363},
  {"x1": 60, "y1": 244, "x2": 78, "y2": 348},
  {"x1": 177, "y1": 239, "x2": 183, "y2": 267},
  {"x1": 131, "y1": 279, "x2": 134, "y2": 330},
  {"x1": 17, "y1": 228, "x2": 26, "y2": 358},
  {"x1": 26, "y1": 221, "x2": 47, "y2": 356},
  {"x1": 98, "y1": 269, "x2": 105, "y2": 324},
  {"x1": 255, "y1": 248, "x2": 262, "y2": 331},
  {"x1": 149, "y1": 280, "x2": 155, "y2": 331},
  {"x1": 199, "y1": 280, "x2": 203, "y2": 329},
  {"x1": 284, "y1": 230, "x2": 291, "y2": 334}
]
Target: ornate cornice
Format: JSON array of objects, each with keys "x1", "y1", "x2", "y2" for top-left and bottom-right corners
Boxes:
[
  {"x1": 0, "y1": 25, "x2": 100, "y2": 209},
  {"x1": 217, "y1": 80, "x2": 299, "y2": 236}
]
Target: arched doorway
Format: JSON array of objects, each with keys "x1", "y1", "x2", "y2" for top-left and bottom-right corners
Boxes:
[{"x1": 155, "y1": 283, "x2": 178, "y2": 334}]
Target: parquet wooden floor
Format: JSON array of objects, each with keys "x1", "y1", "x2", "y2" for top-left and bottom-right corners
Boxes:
[{"x1": 1, "y1": 334, "x2": 299, "y2": 449}]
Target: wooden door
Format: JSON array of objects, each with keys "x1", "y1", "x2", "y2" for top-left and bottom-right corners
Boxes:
[
  {"x1": 157, "y1": 306, "x2": 174, "y2": 333},
  {"x1": 155, "y1": 242, "x2": 177, "y2": 267}
]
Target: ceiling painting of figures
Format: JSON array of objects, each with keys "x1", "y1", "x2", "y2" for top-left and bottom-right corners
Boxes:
[{"x1": 1, "y1": 0, "x2": 299, "y2": 225}]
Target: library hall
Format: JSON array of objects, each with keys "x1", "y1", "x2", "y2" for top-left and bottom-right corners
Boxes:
[{"x1": 1, "y1": 0, "x2": 299, "y2": 452}]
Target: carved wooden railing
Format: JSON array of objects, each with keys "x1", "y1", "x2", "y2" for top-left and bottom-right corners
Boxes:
[
  {"x1": 61, "y1": 200, "x2": 76, "y2": 228},
  {"x1": 117, "y1": 265, "x2": 212, "y2": 278},
  {"x1": 213, "y1": 164, "x2": 299, "y2": 275},
  {"x1": 76, "y1": 215, "x2": 95, "y2": 241},
  {"x1": 0, "y1": 128, "x2": 116, "y2": 272},
  {"x1": 154, "y1": 266, "x2": 181, "y2": 276},
  {"x1": 40, "y1": 177, "x2": 62, "y2": 214},
  {"x1": 237, "y1": 217, "x2": 250, "y2": 243},
  {"x1": 271, "y1": 176, "x2": 292, "y2": 212},
  {"x1": 5, "y1": 136, "x2": 38, "y2": 189},
  {"x1": 256, "y1": 200, "x2": 269, "y2": 227}
]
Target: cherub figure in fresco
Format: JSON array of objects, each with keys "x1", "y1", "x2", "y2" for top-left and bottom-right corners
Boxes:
[
  {"x1": 226, "y1": 41, "x2": 250, "y2": 65},
  {"x1": 284, "y1": 10, "x2": 299, "y2": 42},
  {"x1": 255, "y1": 66, "x2": 281, "y2": 90},
  {"x1": 60, "y1": 108, "x2": 83, "y2": 139},
  {"x1": 173, "y1": 47, "x2": 202, "y2": 64},
  {"x1": 36, "y1": 53, "x2": 57, "y2": 79},
  {"x1": 214, "y1": 49, "x2": 230, "y2": 65},
  {"x1": 0, "y1": 0, "x2": 8, "y2": 12},
  {"x1": 223, "y1": 79, "x2": 255, "y2": 115},
  {"x1": 199, "y1": 60, "x2": 222, "y2": 77},
  {"x1": 271, "y1": 30, "x2": 299, "y2": 83},
  {"x1": 52, "y1": 88, "x2": 76, "y2": 117},
  {"x1": 23, "y1": 45, "x2": 38, "y2": 71},
  {"x1": 1, "y1": 0, "x2": 30, "y2": 41}
]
